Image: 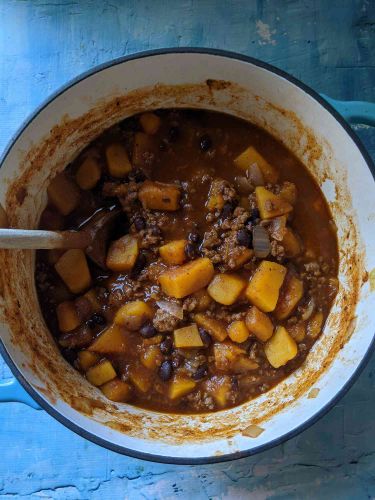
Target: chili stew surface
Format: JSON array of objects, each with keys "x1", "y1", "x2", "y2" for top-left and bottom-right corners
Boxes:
[{"x1": 36, "y1": 109, "x2": 338, "y2": 414}]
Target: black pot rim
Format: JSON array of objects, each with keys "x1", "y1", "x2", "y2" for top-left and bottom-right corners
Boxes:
[{"x1": 0, "y1": 47, "x2": 374, "y2": 466}]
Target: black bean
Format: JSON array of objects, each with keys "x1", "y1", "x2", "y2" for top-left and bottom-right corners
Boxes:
[
  {"x1": 160, "y1": 336, "x2": 173, "y2": 355},
  {"x1": 221, "y1": 202, "x2": 233, "y2": 219},
  {"x1": 184, "y1": 242, "x2": 197, "y2": 260},
  {"x1": 139, "y1": 322, "x2": 157, "y2": 338},
  {"x1": 172, "y1": 353, "x2": 184, "y2": 369},
  {"x1": 237, "y1": 228, "x2": 252, "y2": 247},
  {"x1": 159, "y1": 140, "x2": 168, "y2": 151},
  {"x1": 129, "y1": 168, "x2": 146, "y2": 183},
  {"x1": 130, "y1": 251, "x2": 147, "y2": 278},
  {"x1": 87, "y1": 313, "x2": 106, "y2": 329},
  {"x1": 158, "y1": 360, "x2": 173, "y2": 381},
  {"x1": 188, "y1": 231, "x2": 200, "y2": 244},
  {"x1": 192, "y1": 364, "x2": 208, "y2": 380},
  {"x1": 199, "y1": 328, "x2": 212, "y2": 347},
  {"x1": 168, "y1": 126, "x2": 180, "y2": 142},
  {"x1": 149, "y1": 224, "x2": 161, "y2": 236},
  {"x1": 248, "y1": 208, "x2": 260, "y2": 223},
  {"x1": 134, "y1": 216, "x2": 146, "y2": 231},
  {"x1": 199, "y1": 134, "x2": 212, "y2": 152}
]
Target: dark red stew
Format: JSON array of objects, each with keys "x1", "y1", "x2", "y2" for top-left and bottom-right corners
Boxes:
[{"x1": 35, "y1": 109, "x2": 338, "y2": 413}]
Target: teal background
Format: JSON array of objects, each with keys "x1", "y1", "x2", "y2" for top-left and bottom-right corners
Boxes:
[{"x1": 0, "y1": 1, "x2": 374, "y2": 498}]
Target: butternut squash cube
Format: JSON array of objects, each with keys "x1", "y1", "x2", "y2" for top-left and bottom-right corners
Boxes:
[
  {"x1": 193, "y1": 289, "x2": 213, "y2": 312},
  {"x1": 288, "y1": 322, "x2": 306, "y2": 343},
  {"x1": 140, "y1": 345, "x2": 163, "y2": 370},
  {"x1": 142, "y1": 334, "x2": 163, "y2": 346},
  {"x1": 77, "y1": 350, "x2": 100, "y2": 371},
  {"x1": 228, "y1": 320, "x2": 250, "y2": 343},
  {"x1": 56, "y1": 301, "x2": 80, "y2": 333},
  {"x1": 106, "y1": 235, "x2": 139, "y2": 272},
  {"x1": 139, "y1": 180, "x2": 181, "y2": 211},
  {"x1": 280, "y1": 182, "x2": 297, "y2": 205},
  {"x1": 207, "y1": 273, "x2": 247, "y2": 305},
  {"x1": 207, "y1": 179, "x2": 225, "y2": 211},
  {"x1": 282, "y1": 228, "x2": 302, "y2": 257},
  {"x1": 255, "y1": 186, "x2": 293, "y2": 220},
  {"x1": 234, "y1": 146, "x2": 279, "y2": 183},
  {"x1": 230, "y1": 248, "x2": 254, "y2": 270},
  {"x1": 76, "y1": 156, "x2": 101, "y2": 190},
  {"x1": 100, "y1": 378, "x2": 132, "y2": 402},
  {"x1": 213, "y1": 342, "x2": 246, "y2": 371},
  {"x1": 105, "y1": 143, "x2": 132, "y2": 178},
  {"x1": 168, "y1": 377, "x2": 196, "y2": 400},
  {"x1": 139, "y1": 112, "x2": 161, "y2": 135},
  {"x1": 86, "y1": 360, "x2": 117, "y2": 386},
  {"x1": 55, "y1": 249, "x2": 91, "y2": 294},
  {"x1": 307, "y1": 311, "x2": 324, "y2": 339},
  {"x1": 48, "y1": 172, "x2": 80, "y2": 216},
  {"x1": 159, "y1": 257, "x2": 214, "y2": 299},
  {"x1": 231, "y1": 356, "x2": 259, "y2": 373},
  {"x1": 245, "y1": 260, "x2": 287, "y2": 312},
  {"x1": 129, "y1": 365, "x2": 152, "y2": 392},
  {"x1": 132, "y1": 132, "x2": 154, "y2": 167},
  {"x1": 245, "y1": 306, "x2": 274, "y2": 341},
  {"x1": 159, "y1": 240, "x2": 187, "y2": 265},
  {"x1": 173, "y1": 324, "x2": 204, "y2": 348},
  {"x1": 274, "y1": 275, "x2": 304, "y2": 320},
  {"x1": 208, "y1": 375, "x2": 232, "y2": 407},
  {"x1": 88, "y1": 324, "x2": 127, "y2": 354},
  {"x1": 264, "y1": 326, "x2": 298, "y2": 368},
  {"x1": 194, "y1": 313, "x2": 227, "y2": 341},
  {"x1": 114, "y1": 301, "x2": 154, "y2": 331}
]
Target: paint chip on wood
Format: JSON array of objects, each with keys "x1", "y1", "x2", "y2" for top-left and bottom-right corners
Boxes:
[{"x1": 256, "y1": 20, "x2": 276, "y2": 45}]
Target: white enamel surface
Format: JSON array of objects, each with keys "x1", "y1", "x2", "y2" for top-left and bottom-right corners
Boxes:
[{"x1": 0, "y1": 52, "x2": 374, "y2": 461}]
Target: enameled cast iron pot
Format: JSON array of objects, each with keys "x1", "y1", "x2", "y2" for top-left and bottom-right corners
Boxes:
[{"x1": 0, "y1": 49, "x2": 374, "y2": 464}]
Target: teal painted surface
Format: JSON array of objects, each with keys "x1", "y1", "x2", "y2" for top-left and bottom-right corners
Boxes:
[{"x1": 0, "y1": 0, "x2": 374, "y2": 498}]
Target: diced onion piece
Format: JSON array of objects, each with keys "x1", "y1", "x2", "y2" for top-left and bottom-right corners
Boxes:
[
  {"x1": 246, "y1": 163, "x2": 264, "y2": 187},
  {"x1": 253, "y1": 225, "x2": 271, "y2": 258},
  {"x1": 301, "y1": 297, "x2": 315, "y2": 321},
  {"x1": 242, "y1": 424, "x2": 265, "y2": 438},
  {"x1": 156, "y1": 300, "x2": 184, "y2": 320},
  {"x1": 234, "y1": 176, "x2": 254, "y2": 195},
  {"x1": 269, "y1": 216, "x2": 287, "y2": 242}
]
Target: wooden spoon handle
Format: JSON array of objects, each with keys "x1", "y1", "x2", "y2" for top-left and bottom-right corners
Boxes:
[{"x1": 0, "y1": 229, "x2": 90, "y2": 250}]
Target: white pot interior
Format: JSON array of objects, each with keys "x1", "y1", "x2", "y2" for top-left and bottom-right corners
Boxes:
[{"x1": 0, "y1": 52, "x2": 374, "y2": 461}]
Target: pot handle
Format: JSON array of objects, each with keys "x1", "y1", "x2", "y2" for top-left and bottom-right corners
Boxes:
[
  {"x1": 0, "y1": 378, "x2": 41, "y2": 409},
  {"x1": 321, "y1": 95, "x2": 375, "y2": 127}
]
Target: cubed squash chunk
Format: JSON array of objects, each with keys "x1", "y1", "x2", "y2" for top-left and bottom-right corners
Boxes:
[
  {"x1": 76, "y1": 157, "x2": 101, "y2": 190},
  {"x1": 245, "y1": 306, "x2": 274, "y2": 341},
  {"x1": 207, "y1": 179, "x2": 225, "y2": 211},
  {"x1": 173, "y1": 324, "x2": 204, "y2": 348},
  {"x1": 56, "y1": 301, "x2": 80, "y2": 333},
  {"x1": 282, "y1": 228, "x2": 302, "y2": 258},
  {"x1": 207, "y1": 273, "x2": 247, "y2": 305},
  {"x1": 159, "y1": 240, "x2": 187, "y2": 265},
  {"x1": 139, "y1": 112, "x2": 161, "y2": 135},
  {"x1": 213, "y1": 342, "x2": 246, "y2": 371},
  {"x1": 106, "y1": 235, "x2": 139, "y2": 272},
  {"x1": 132, "y1": 132, "x2": 154, "y2": 167},
  {"x1": 139, "y1": 180, "x2": 181, "y2": 211},
  {"x1": 55, "y1": 249, "x2": 91, "y2": 294},
  {"x1": 168, "y1": 377, "x2": 196, "y2": 400},
  {"x1": 207, "y1": 375, "x2": 232, "y2": 407},
  {"x1": 77, "y1": 350, "x2": 100, "y2": 371},
  {"x1": 159, "y1": 257, "x2": 214, "y2": 299},
  {"x1": 114, "y1": 301, "x2": 154, "y2": 330},
  {"x1": 140, "y1": 345, "x2": 163, "y2": 370},
  {"x1": 228, "y1": 320, "x2": 250, "y2": 343},
  {"x1": 88, "y1": 324, "x2": 127, "y2": 354},
  {"x1": 194, "y1": 313, "x2": 227, "y2": 341},
  {"x1": 86, "y1": 360, "x2": 117, "y2": 386},
  {"x1": 274, "y1": 275, "x2": 304, "y2": 320},
  {"x1": 105, "y1": 143, "x2": 132, "y2": 178},
  {"x1": 231, "y1": 356, "x2": 259, "y2": 373},
  {"x1": 100, "y1": 378, "x2": 132, "y2": 402},
  {"x1": 230, "y1": 248, "x2": 254, "y2": 270},
  {"x1": 307, "y1": 311, "x2": 324, "y2": 339},
  {"x1": 234, "y1": 146, "x2": 279, "y2": 183},
  {"x1": 264, "y1": 326, "x2": 298, "y2": 368},
  {"x1": 288, "y1": 322, "x2": 306, "y2": 343},
  {"x1": 193, "y1": 289, "x2": 213, "y2": 312},
  {"x1": 47, "y1": 172, "x2": 80, "y2": 216},
  {"x1": 280, "y1": 182, "x2": 297, "y2": 205},
  {"x1": 245, "y1": 260, "x2": 287, "y2": 313},
  {"x1": 255, "y1": 186, "x2": 293, "y2": 219},
  {"x1": 129, "y1": 365, "x2": 152, "y2": 393}
]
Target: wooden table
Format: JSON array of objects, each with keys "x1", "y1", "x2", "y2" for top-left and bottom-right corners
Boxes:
[{"x1": 0, "y1": 1, "x2": 374, "y2": 498}]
